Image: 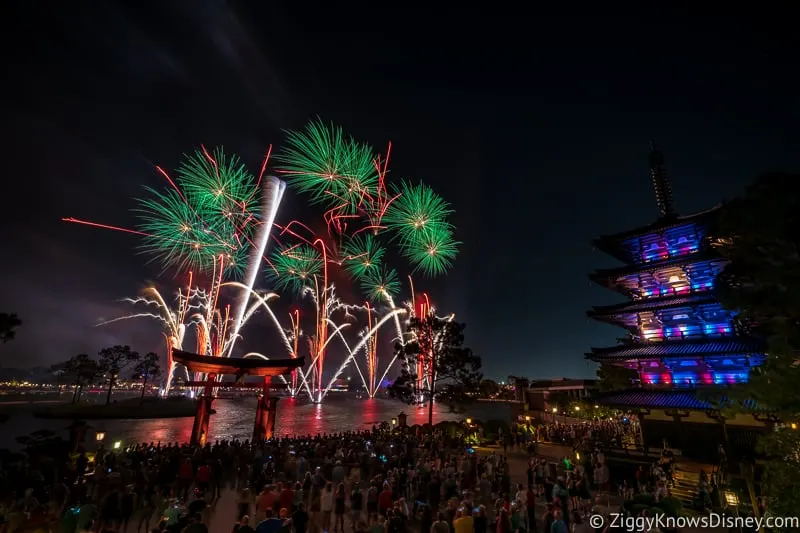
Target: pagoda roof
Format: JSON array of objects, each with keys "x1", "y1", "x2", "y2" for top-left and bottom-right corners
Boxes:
[
  {"x1": 592, "y1": 389, "x2": 759, "y2": 411},
  {"x1": 588, "y1": 294, "x2": 718, "y2": 320},
  {"x1": 172, "y1": 349, "x2": 305, "y2": 377},
  {"x1": 593, "y1": 207, "x2": 720, "y2": 259},
  {"x1": 586, "y1": 338, "x2": 764, "y2": 362},
  {"x1": 589, "y1": 250, "x2": 721, "y2": 286}
]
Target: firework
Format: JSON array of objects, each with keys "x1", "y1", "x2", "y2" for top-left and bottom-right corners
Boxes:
[
  {"x1": 267, "y1": 245, "x2": 323, "y2": 295},
  {"x1": 318, "y1": 307, "x2": 407, "y2": 401},
  {"x1": 134, "y1": 148, "x2": 262, "y2": 276},
  {"x1": 69, "y1": 123, "x2": 461, "y2": 404},
  {"x1": 383, "y1": 181, "x2": 453, "y2": 246},
  {"x1": 360, "y1": 265, "x2": 401, "y2": 303},
  {"x1": 365, "y1": 304, "x2": 379, "y2": 397},
  {"x1": 276, "y1": 120, "x2": 378, "y2": 212},
  {"x1": 401, "y1": 229, "x2": 460, "y2": 277},
  {"x1": 96, "y1": 277, "x2": 201, "y2": 395},
  {"x1": 341, "y1": 234, "x2": 385, "y2": 278},
  {"x1": 226, "y1": 176, "x2": 286, "y2": 358}
]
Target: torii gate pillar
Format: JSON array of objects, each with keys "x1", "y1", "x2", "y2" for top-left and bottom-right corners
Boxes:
[
  {"x1": 253, "y1": 377, "x2": 280, "y2": 442},
  {"x1": 190, "y1": 373, "x2": 216, "y2": 447}
]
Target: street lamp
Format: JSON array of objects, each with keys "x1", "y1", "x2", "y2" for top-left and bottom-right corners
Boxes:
[
  {"x1": 95, "y1": 431, "x2": 106, "y2": 442},
  {"x1": 525, "y1": 415, "x2": 530, "y2": 422},
  {"x1": 552, "y1": 407, "x2": 558, "y2": 413},
  {"x1": 391, "y1": 417, "x2": 397, "y2": 426},
  {"x1": 465, "y1": 417, "x2": 472, "y2": 425},
  {"x1": 723, "y1": 490, "x2": 739, "y2": 507},
  {"x1": 594, "y1": 405, "x2": 599, "y2": 409},
  {"x1": 574, "y1": 405, "x2": 581, "y2": 412}
]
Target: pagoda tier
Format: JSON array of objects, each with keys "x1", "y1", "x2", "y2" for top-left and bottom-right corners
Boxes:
[
  {"x1": 587, "y1": 337, "x2": 763, "y2": 361},
  {"x1": 592, "y1": 208, "x2": 718, "y2": 265},
  {"x1": 588, "y1": 295, "x2": 737, "y2": 341},
  {"x1": 589, "y1": 253, "x2": 726, "y2": 298},
  {"x1": 587, "y1": 338, "x2": 765, "y2": 387},
  {"x1": 592, "y1": 389, "x2": 760, "y2": 411}
]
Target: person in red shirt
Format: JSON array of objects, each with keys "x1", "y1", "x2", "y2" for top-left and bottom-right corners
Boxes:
[
  {"x1": 378, "y1": 483, "x2": 393, "y2": 515},
  {"x1": 178, "y1": 458, "x2": 194, "y2": 499},
  {"x1": 256, "y1": 486, "x2": 277, "y2": 521},
  {"x1": 525, "y1": 484, "x2": 536, "y2": 531},
  {"x1": 196, "y1": 462, "x2": 211, "y2": 494},
  {"x1": 278, "y1": 482, "x2": 294, "y2": 512}
]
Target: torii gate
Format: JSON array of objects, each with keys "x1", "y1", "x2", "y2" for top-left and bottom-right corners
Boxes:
[{"x1": 172, "y1": 349, "x2": 305, "y2": 446}]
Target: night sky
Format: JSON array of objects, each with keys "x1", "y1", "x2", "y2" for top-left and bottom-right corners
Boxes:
[{"x1": 1, "y1": 5, "x2": 798, "y2": 380}]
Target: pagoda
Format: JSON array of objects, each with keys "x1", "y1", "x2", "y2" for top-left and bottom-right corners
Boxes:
[{"x1": 585, "y1": 146, "x2": 768, "y2": 462}]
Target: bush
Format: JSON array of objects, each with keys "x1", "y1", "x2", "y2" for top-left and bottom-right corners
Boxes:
[
  {"x1": 622, "y1": 494, "x2": 683, "y2": 533},
  {"x1": 483, "y1": 419, "x2": 509, "y2": 439}
]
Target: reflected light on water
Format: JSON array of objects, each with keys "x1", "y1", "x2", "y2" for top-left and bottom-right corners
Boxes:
[{"x1": 0, "y1": 396, "x2": 510, "y2": 448}]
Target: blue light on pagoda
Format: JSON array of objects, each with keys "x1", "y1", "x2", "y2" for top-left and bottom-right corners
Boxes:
[
  {"x1": 639, "y1": 280, "x2": 714, "y2": 298},
  {"x1": 638, "y1": 231, "x2": 702, "y2": 262},
  {"x1": 642, "y1": 370, "x2": 750, "y2": 386},
  {"x1": 703, "y1": 324, "x2": 732, "y2": 335}
]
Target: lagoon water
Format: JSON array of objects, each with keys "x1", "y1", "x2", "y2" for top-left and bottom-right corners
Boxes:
[{"x1": 0, "y1": 395, "x2": 512, "y2": 449}]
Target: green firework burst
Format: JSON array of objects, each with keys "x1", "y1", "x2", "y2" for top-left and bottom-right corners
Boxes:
[
  {"x1": 177, "y1": 147, "x2": 260, "y2": 228},
  {"x1": 266, "y1": 245, "x2": 323, "y2": 295},
  {"x1": 360, "y1": 265, "x2": 400, "y2": 303},
  {"x1": 276, "y1": 120, "x2": 378, "y2": 212},
  {"x1": 384, "y1": 181, "x2": 454, "y2": 249},
  {"x1": 402, "y1": 229, "x2": 460, "y2": 277},
  {"x1": 133, "y1": 147, "x2": 261, "y2": 277},
  {"x1": 135, "y1": 187, "x2": 248, "y2": 275},
  {"x1": 341, "y1": 234, "x2": 385, "y2": 279}
]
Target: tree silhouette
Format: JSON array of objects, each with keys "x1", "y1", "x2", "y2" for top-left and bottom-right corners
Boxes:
[
  {"x1": 712, "y1": 171, "x2": 800, "y2": 522},
  {"x1": 713, "y1": 172, "x2": 800, "y2": 417},
  {"x1": 596, "y1": 363, "x2": 638, "y2": 392},
  {"x1": 98, "y1": 345, "x2": 140, "y2": 405},
  {"x1": 389, "y1": 314, "x2": 482, "y2": 426},
  {"x1": 547, "y1": 391, "x2": 572, "y2": 413},
  {"x1": 479, "y1": 379, "x2": 501, "y2": 398},
  {"x1": 56, "y1": 354, "x2": 101, "y2": 404},
  {"x1": 132, "y1": 352, "x2": 161, "y2": 403},
  {"x1": 0, "y1": 313, "x2": 21, "y2": 344}
]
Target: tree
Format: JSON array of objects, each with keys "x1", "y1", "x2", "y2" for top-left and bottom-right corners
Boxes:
[
  {"x1": 713, "y1": 172, "x2": 800, "y2": 522},
  {"x1": 98, "y1": 345, "x2": 140, "y2": 405},
  {"x1": 713, "y1": 172, "x2": 800, "y2": 417},
  {"x1": 0, "y1": 313, "x2": 21, "y2": 344},
  {"x1": 389, "y1": 315, "x2": 482, "y2": 426},
  {"x1": 132, "y1": 352, "x2": 161, "y2": 403},
  {"x1": 547, "y1": 391, "x2": 572, "y2": 413},
  {"x1": 596, "y1": 363, "x2": 638, "y2": 392},
  {"x1": 479, "y1": 379, "x2": 501, "y2": 398},
  {"x1": 57, "y1": 354, "x2": 101, "y2": 404},
  {"x1": 755, "y1": 428, "x2": 800, "y2": 527}
]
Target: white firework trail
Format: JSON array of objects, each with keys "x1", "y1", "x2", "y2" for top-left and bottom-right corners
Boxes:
[
  {"x1": 221, "y1": 281, "x2": 312, "y2": 398},
  {"x1": 319, "y1": 307, "x2": 407, "y2": 401},
  {"x1": 96, "y1": 281, "x2": 206, "y2": 395},
  {"x1": 227, "y1": 176, "x2": 286, "y2": 358}
]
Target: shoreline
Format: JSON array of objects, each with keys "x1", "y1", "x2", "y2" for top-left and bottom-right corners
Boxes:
[{"x1": 30, "y1": 396, "x2": 203, "y2": 420}]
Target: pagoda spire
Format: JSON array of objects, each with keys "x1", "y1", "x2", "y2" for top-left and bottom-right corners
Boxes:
[{"x1": 649, "y1": 142, "x2": 675, "y2": 218}]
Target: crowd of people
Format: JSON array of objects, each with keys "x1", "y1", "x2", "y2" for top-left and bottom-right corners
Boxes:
[{"x1": 0, "y1": 415, "x2": 726, "y2": 533}]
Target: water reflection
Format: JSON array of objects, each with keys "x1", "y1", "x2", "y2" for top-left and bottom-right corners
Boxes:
[{"x1": 0, "y1": 396, "x2": 510, "y2": 448}]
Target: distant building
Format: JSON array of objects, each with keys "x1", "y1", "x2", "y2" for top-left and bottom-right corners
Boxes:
[{"x1": 519, "y1": 378, "x2": 598, "y2": 411}]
